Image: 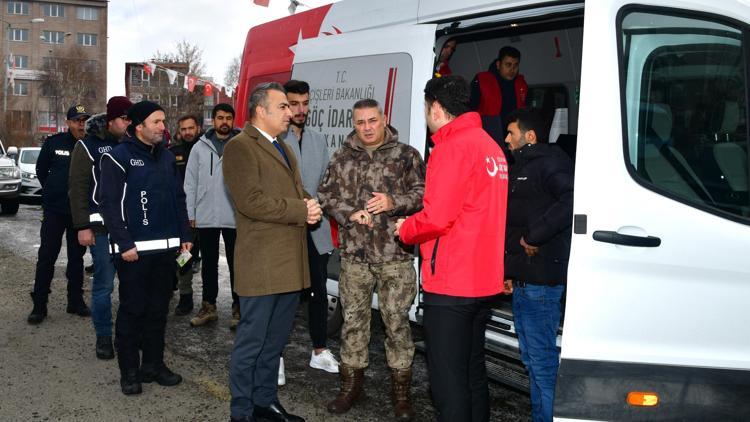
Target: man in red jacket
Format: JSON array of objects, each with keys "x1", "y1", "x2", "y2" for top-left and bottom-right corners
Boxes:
[
  {"x1": 396, "y1": 75, "x2": 509, "y2": 422},
  {"x1": 470, "y1": 46, "x2": 528, "y2": 146}
]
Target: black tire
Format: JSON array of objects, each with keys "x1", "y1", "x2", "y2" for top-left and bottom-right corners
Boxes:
[
  {"x1": 326, "y1": 295, "x2": 343, "y2": 338},
  {"x1": 0, "y1": 198, "x2": 19, "y2": 215}
]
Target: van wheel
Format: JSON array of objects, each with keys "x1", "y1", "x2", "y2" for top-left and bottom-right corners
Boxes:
[
  {"x1": 326, "y1": 295, "x2": 343, "y2": 338},
  {"x1": 0, "y1": 199, "x2": 19, "y2": 215}
]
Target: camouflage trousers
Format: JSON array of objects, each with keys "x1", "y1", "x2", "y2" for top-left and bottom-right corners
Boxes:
[{"x1": 339, "y1": 258, "x2": 417, "y2": 370}]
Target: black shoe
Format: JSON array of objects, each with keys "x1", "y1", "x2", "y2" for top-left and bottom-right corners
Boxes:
[
  {"x1": 174, "y1": 294, "x2": 194, "y2": 316},
  {"x1": 96, "y1": 336, "x2": 115, "y2": 360},
  {"x1": 140, "y1": 363, "x2": 182, "y2": 386},
  {"x1": 85, "y1": 264, "x2": 94, "y2": 274},
  {"x1": 66, "y1": 302, "x2": 91, "y2": 317},
  {"x1": 253, "y1": 401, "x2": 304, "y2": 422},
  {"x1": 27, "y1": 292, "x2": 48, "y2": 325},
  {"x1": 120, "y1": 369, "x2": 142, "y2": 395}
]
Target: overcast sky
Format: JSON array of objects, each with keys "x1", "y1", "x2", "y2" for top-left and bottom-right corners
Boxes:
[{"x1": 107, "y1": 0, "x2": 335, "y2": 98}]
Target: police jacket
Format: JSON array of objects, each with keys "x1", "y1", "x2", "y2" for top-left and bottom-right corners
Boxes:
[
  {"x1": 37, "y1": 130, "x2": 79, "y2": 215},
  {"x1": 505, "y1": 143, "x2": 574, "y2": 285},
  {"x1": 99, "y1": 133, "x2": 191, "y2": 256},
  {"x1": 69, "y1": 114, "x2": 119, "y2": 231}
]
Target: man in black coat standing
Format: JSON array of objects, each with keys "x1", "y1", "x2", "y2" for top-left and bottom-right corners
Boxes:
[
  {"x1": 27, "y1": 105, "x2": 92, "y2": 324},
  {"x1": 503, "y1": 108, "x2": 573, "y2": 422}
]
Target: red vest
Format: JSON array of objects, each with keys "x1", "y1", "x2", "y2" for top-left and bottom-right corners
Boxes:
[{"x1": 475, "y1": 72, "x2": 528, "y2": 116}]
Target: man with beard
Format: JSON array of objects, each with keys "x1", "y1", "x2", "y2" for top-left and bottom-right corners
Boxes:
[
  {"x1": 99, "y1": 101, "x2": 192, "y2": 395},
  {"x1": 184, "y1": 104, "x2": 241, "y2": 329},
  {"x1": 27, "y1": 105, "x2": 92, "y2": 324},
  {"x1": 281, "y1": 80, "x2": 338, "y2": 375},
  {"x1": 169, "y1": 114, "x2": 203, "y2": 316},
  {"x1": 68, "y1": 96, "x2": 132, "y2": 359}
]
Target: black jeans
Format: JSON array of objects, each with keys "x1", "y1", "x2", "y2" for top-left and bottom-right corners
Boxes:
[
  {"x1": 32, "y1": 211, "x2": 86, "y2": 304},
  {"x1": 423, "y1": 300, "x2": 491, "y2": 422},
  {"x1": 305, "y1": 234, "x2": 330, "y2": 349},
  {"x1": 198, "y1": 227, "x2": 237, "y2": 305},
  {"x1": 114, "y1": 251, "x2": 174, "y2": 372}
]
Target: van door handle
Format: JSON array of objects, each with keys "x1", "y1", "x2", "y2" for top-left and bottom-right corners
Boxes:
[{"x1": 592, "y1": 230, "x2": 661, "y2": 247}]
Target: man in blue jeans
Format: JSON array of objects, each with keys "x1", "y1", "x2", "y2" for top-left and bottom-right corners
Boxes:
[
  {"x1": 503, "y1": 108, "x2": 574, "y2": 422},
  {"x1": 69, "y1": 96, "x2": 133, "y2": 359}
]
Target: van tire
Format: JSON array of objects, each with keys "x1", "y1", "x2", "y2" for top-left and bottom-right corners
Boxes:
[
  {"x1": 327, "y1": 295, "x2": 343, "y2": 338},
  {"x1": 0, "y1": 198, "x2": 19, "y2": 215}
]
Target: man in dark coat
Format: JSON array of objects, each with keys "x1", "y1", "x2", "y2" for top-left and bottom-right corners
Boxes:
[{"x1": 503, "y1": 108, "x2": 574, "y2": 422}]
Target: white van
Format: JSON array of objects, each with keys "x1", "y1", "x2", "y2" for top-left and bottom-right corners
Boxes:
[{"x1": 236, "y1": 1, "x2": 750, "y2": 419}]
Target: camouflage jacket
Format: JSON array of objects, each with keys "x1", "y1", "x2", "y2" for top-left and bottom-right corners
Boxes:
[{"x1": 318, "y1": 126, "x2": 425, "y2": 264}]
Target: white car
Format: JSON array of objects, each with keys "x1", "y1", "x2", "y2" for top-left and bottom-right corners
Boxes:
[
  {"x1": 17, "y1": 147, "x2": 41, "y2": 199},
  {"x1": 0, "y1": 140, "x2": 21, "y2": 214}
]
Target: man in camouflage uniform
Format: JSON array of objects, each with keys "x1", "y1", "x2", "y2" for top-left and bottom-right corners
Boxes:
[{"x1": 318, "y1": 99, "x2": 425, "y2": 421}]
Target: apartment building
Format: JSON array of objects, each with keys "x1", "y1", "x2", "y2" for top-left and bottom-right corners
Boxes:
[{"x1": 0, "y1": 0, "x2": 107, "y2": 146}]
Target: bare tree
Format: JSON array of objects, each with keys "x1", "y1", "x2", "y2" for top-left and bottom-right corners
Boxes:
[
  {"x1": 152, "y1": 39, "x2": 206, "y2": 77},
  {"x1": 224, "y1": 55, "x2": 241, "y2": 91}
]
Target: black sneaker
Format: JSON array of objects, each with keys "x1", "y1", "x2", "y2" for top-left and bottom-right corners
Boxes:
[
  {"x1": 120, "y1": 368, "x2": 142, "y2": 395},
  {"x1": 66, "y1": 302, "x2": 91, "y2": 317},
  {"x1": 27, "y1": 292, "x2": 48, "y2": 325},
  {"x1": 96, "y1": 336, "x2": 115, "y2": 360},
  {"x1": 140, "y1": 363, "x2": 182, "y2": 386}
]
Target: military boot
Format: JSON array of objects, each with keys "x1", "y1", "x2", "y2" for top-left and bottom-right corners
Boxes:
[
  {"x1": 190, "y1": 301, "x2": 218, "y2": 326},
  {"x1": 391, "y1": 368, "x2": 414, "y2": 421},
  {"x1": 327, "y1": 365, "x2": 365, "y2": 414},
  {"x1": 27, "y1": 292, "x2": 48, "y2": 325}
]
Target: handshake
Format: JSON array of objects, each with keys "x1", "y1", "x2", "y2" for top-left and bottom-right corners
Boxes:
[{"x1": 304, "y1": 198, "x2": 323, "y2": 225}]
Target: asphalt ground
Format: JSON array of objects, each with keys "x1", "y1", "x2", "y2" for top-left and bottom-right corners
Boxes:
[{"x1": 0, "y1": 204, "x2": 531, "y2": 421}]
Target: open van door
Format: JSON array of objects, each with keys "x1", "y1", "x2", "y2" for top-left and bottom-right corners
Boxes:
[
  {"x1": 290, "y1": 24, "x2": 437, "y2": 158},
  {"x1": 558, "y1": 1, "x2": 750, "y2": 420}
]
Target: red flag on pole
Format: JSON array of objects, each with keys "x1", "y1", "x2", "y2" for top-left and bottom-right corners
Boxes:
[
  {"x1": 203, "y1": 83, "x2": 213, "y2": 97},
  {"x1": 253, "y1": 0, "x2": 270, "y2": 6}
]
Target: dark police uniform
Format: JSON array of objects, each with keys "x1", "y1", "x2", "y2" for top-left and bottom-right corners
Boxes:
[
  {"x1": 30, "y1": 129, "x2": 88, "y2": 314},
  {"x1": 99, "y1": 132, "x2": 191, "y2": 379}
]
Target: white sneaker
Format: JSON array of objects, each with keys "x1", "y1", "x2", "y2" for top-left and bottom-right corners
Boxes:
[
  {"x1": 309, "y1": 349, "x2": 340, "y2": 373},
  {"x1": 278, "y1": 357, "x2": 286, "y2": 386}
]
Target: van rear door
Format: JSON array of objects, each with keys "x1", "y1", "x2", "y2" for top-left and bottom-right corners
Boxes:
[
  {"x1": 290, "y1": 24, "x2": 437, "y2": 157},
  {"x1": 558, "y1": 1, "x2": 750, "y2": 419}
]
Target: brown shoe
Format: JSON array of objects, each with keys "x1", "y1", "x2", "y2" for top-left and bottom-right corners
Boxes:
[
  {"x1": 391, "y1": 368, "x2": 414, "y2": 421},
  {"x1": 326, "y1": 365, "x2": 365, "y2": 414},
  {"x1": 189, "y1": 301, "x2": 218, "y2": 327},
  {"x1": 230, "y1": 303, "x2": 240, "y2": 330}
]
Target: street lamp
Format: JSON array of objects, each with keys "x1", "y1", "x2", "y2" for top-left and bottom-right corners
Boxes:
[{"x1": 2, "y1": 17, "x2": 45, "y2": 112}]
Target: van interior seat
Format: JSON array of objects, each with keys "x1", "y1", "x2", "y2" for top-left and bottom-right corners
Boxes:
[
  {"x1": 642, "y1": 103, "x2": 715, "y2": 204},
  {"x1": 711, "y1": 101, "x2": 747, "y2": 193}
]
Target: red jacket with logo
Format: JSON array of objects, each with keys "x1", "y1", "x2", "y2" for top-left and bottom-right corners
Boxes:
[{"x1": 399, "y1": 112, "x2": 508, "y2": 297}]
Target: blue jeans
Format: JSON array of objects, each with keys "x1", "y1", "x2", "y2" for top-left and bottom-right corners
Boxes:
[
  {"x1": 512, "y1": 283, "x2": 564, "y2": 422},
  {"x1": 90, "y1": 232, "x2": 115, "y2": 337}
]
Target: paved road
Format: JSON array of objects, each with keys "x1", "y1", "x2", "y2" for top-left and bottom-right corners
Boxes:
[{"x1": 0, "y1": 204, "x2": 531, "y2": 421}]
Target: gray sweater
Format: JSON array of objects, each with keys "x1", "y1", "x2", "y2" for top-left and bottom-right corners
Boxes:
[
  {"x1": 184, "y1": 128, "x2": 240, "y2": 228},
  {"x1": 283, "y1": 126, "x2": 334, "y2": 255}
]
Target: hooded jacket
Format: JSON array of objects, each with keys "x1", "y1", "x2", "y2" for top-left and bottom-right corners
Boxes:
[
  {"x1": 183, "y1": 128, "x2": 240, "y2": 228},
  {"x1": 69, "y1": 113, "x2": 120, "y2": 231},
  {"x1": 318, "y1": 125, "x2": 425, "y2": 264},
  {"x1": 99, "y1": 133, "x2": 191, "y2": 255},
  {"x1": 504, "y1": 142, "x2": 574, "y2": 285},
  {"x1": 399, "y1": 112, "x2": 508, "y2": 298}
]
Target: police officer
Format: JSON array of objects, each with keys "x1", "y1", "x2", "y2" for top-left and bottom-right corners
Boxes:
[
  {"x1": 27, "y1": 105, "x2": 92, "y2": 324},
  {"x1": 99, "y1": 101, "x2": 192, "y2": 395},
  {"x1": 68, "y1": 96, "x2": 132, "y2": 359}
]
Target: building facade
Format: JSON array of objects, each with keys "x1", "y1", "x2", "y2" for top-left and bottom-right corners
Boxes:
[{"x1": 1, "y1": 0, "x2": 107, "y2": 146}]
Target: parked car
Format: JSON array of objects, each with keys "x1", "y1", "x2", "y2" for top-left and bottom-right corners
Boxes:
[
  {"x1": 0, "y1": 140, "x2": 21, "y2": 215},
  {"x1": 17, "y1": 147, "x2": 42, "y2": 199}
]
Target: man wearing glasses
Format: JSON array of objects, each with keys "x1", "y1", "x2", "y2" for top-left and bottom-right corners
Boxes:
[{"x1": 68, "y1": 97, "x2": 133, "y2": 360}]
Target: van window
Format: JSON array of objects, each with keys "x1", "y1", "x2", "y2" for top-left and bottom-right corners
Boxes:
[{"x1": 619, "y1": 9, "x2": 749, "y2": 220}]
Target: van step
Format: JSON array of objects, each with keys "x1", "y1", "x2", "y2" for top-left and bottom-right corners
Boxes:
[{"x1": 415, "y1": 341, "x2": 529, "y2": 392}]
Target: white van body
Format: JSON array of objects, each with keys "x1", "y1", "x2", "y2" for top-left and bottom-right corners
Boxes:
[
  {"x1": 238, "y1": 0, "x2": 750, "y2": 418},
  {"x1": 17, "y1": 147, "x2": 41, "y2": 198}
]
